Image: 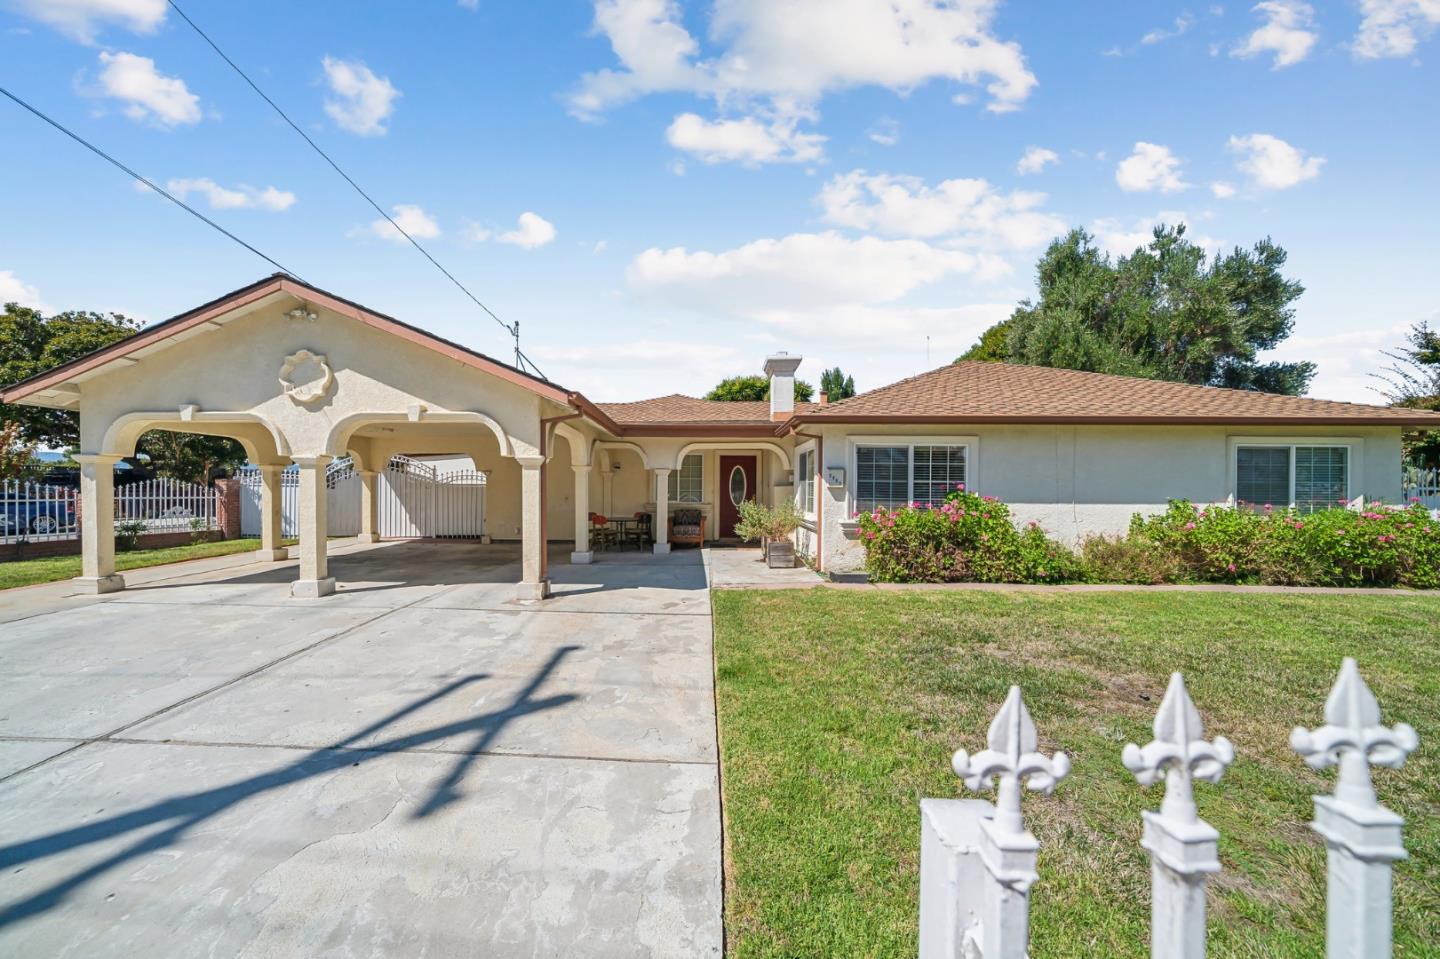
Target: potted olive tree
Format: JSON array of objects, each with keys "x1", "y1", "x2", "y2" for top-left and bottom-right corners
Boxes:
[{"x1": 734, "y1": 499, "x2": 804, "y2": 568}]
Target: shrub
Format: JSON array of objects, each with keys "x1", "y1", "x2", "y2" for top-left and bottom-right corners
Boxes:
[
  {"x1": 733, "y1": 499, "x2": 804, "y2": 545},
  {"x1": 114, "y1": 519, "x2": 148, "y2": 552},
  {"x1": 856, "y1": 486, "x2": 1082, "y2": 584}
]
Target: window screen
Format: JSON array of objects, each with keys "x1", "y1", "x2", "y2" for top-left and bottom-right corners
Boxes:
[
  {"x1": 668, "y1": 454, "x2": 703, "y2": 503},
  {"x1": 1236, "y1": 446, "x2": 1290, "y2": 507},
  {"x1": 913, "y1": 445, "x2": 966, "y2": 506},
  {"x1": 1295, "y1": 446, "x2": 1347, "y2": 513},
  {"x1": 856, "y1": 446, "x2": 908, "y2": 513}
]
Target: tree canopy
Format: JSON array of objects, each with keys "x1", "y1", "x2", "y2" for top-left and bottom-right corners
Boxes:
[
  {"x1": 957, "y1": 225, "x2": 1316, "y2": 396},
  {"x1": 1, "y1": 301, "x2": 246, "y2": 480},
  {"x1": 1377, "y1": 320, "x2": 1440, "y2": 466},
  {"x1": 819, "y1": 367, "x2": 857, "y2": 400},
  {"x1": 706, "y1": 374, "x2": 815, "y2": 402}
]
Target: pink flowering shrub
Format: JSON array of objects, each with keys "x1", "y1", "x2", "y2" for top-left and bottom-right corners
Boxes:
[
  {"x1": 856, "y1": 486, "x2": 1082, "y2": 583},
  {"x1": 1093, "y1": 499, "x2": 1440, "y2": 588}
]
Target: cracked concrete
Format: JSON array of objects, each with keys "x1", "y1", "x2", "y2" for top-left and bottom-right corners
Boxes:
[{"x1": 0, "y1": 541, "x2": 722, "y2": 957}]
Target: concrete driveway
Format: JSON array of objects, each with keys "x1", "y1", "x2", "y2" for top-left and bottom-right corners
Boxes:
[{"x1": 0, "y1": 541, "x2": 721, "y2": 957}]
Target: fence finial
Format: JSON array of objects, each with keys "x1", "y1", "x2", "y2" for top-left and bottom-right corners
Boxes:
[
  {"x1": 953, "y1": 685, "x2": 1070, "y2": 838},
  {"x1": 1123, "y1": 673, "x2": 1233, "y2": 959},
  {"x1": 1291, "y1": 657, "x2": 1417, "y2": 959},
  {"x1": 1290, "y1": 657, "x2": 1417, "y2": 808}
]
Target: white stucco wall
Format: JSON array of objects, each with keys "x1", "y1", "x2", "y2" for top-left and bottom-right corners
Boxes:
[{"x1": 815, "y1": 423, "x2": 1406, "y2": 573}]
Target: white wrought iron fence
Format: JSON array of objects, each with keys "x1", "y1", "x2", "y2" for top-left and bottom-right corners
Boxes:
[
  {"x1": 919, "y1": 658, "x2": 1417, "y2": 959},
  {"x1": 113, "y1": 477, "x2": 218, "y2": 532},
  {"x1": 236, "y1": 456, "x2": 359, "y2": 538},
  {"x1": 0, "y1": 479, "x2": 78, "y2": 544},
  {"x1": 1402, "y1": 465, "x2": 1440, "y2": 510},
  {"x1": 1, "y1": 477, "x2": 219, "y2": 546}
]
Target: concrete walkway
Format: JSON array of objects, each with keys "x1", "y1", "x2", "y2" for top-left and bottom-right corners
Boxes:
[{"x1": 0, "y1": 541, "x2": 722, "y2": 957}]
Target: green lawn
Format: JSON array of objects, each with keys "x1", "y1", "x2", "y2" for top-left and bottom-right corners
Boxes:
[
  {"x1": 713, "y1": 588, "x2": 1440, "y2": 958},
  {"x1": 0, "y1": 538, "x2": 286, "y2": 590}
]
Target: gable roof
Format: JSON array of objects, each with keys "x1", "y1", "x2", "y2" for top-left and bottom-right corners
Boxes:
[
  {"x1": 790, "y1": 361, "x2": 1440, "y2": 427},
  {"x1": 598, "y1": 394, "x2": 817, "y2": 431},
  {"x1": 0, "y1": 274, "x2": 575, "y2": 409}
]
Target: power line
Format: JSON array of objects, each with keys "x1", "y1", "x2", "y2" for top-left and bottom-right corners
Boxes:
[
  {"x1": 0, "y1": 85, "x2": 306, "y2": 282},
  {"x1": 165, "y1": 0, "x2": 545, "y2": 380}
]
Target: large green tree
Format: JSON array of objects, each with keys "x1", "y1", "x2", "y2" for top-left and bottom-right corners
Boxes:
[
  {"x1": 958, "y1": 225, "x2": 1316, "y2": 395},
  {"x1": 1, "y1": 301, "x2": 246, "y2": 479},
  {"x1": 706, "y1": 374, "x2": 815, "y2": 402},
  {"x1": 819, "y1": 367, "x2": 857, "y2": 400},
  {"x1": 1377, "y1": 320, "x2": 1440, "y2": 466}
]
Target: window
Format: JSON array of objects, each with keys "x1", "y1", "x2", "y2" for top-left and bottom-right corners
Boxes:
[
  {"x1": 855, "y1": 442, "x2": 968, "y2": 513},
  {"x1": 797, "y1": 448, "x2": 816, "y2": 516},
  {"x1": 668, "y1": 454, "x2": 703, "y2": 503},
  {"x1": 1235, "y1": 444, "x2": 1349, "y2": 514}
]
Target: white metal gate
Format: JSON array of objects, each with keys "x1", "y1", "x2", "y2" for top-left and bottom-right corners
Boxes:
[
  {"x1": 237, "y1": 457, "x2": 359, "y2": 538},
  {"x1": 378, "y1": 455, "x2": 486, "y2": 539},
  {"x1": 238, "y1": 455, "x2": 484, "y2": 540}
]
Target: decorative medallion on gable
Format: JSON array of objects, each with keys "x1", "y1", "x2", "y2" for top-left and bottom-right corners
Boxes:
[{"x1": 279, "y1": 349, "x2": 334, "y2": 404}]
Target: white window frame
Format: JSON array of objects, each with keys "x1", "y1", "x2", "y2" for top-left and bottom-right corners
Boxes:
[
  {"x1": 848, "y1": 435, "x2": 979, "y2": 514},
  {"x1": 1226, "y1": 436, "x2": 1364, "y2": 510},
  {"x1": 668, "y1": 453, "x2": 704, "y2": 504},
  {"x1": 795, "y1": 441, "x2": 817, "y2": 519}
]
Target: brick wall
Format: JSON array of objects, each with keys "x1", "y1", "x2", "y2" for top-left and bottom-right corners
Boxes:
[{"x1": 2, "y1": 528, "x2": 228, "y2": 563}]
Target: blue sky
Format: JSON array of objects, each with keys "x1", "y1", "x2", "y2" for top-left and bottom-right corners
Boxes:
[{"x1": 0, "y1": 0, "x2": 1435, "y2": 402}]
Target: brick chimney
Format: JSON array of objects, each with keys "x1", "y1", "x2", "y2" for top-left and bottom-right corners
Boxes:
[
  {"x1": 818, "y1": 391, "x2": 829, "y2": 407},
  {"x1": 764, "y1": 353, "x2": 803, "y2": 421}
]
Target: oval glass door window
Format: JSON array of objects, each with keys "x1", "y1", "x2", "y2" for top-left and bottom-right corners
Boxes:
[{"x1": 729, "y1": 465, "x2": 748, "y2": 506}]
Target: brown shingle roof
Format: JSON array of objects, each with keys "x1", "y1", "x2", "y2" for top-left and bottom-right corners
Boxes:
[
  {"x1": 598, "y1": 394, "x2": 818, "y2": 426},
  {"x1": 794, "y1": 362, "x2": 1440, "y2": 426}
]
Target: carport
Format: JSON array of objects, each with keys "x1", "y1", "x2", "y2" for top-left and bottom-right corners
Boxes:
[{"x1": 0, "y1": 275, "x2": 603, "y2": 601}]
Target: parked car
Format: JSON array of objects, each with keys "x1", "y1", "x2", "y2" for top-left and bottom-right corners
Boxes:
[{"x1": 0, "y1": 492, "x2": 76, "y2": 536}]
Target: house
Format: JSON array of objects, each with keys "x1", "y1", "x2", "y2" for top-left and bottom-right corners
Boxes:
[{"x1": 4, "y1": 274, "x2": 1438, "y2": 596}]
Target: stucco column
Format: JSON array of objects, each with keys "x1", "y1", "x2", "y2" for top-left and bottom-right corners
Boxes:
[
  {"x1": 517, "y1": 456, "x2": 550, "y2": 600},
  {"x1": 255, "y1": 464, "x2": 288, "y2": 561},
  {"x1": 653, "y1": 468, "x2": 671, "y2": 555},
  {"x1": 291, "y1": 455, "x2": 335, "y2": 598},
  {"x1": 357, "y1": 469, "x2": 380, "y2": 543},
  {"x1": 571, "y1": 464, "x2": 593, "y2": 564},
  {"x1": 73, "y1": 453, "x2": 124, "y2": 594}
]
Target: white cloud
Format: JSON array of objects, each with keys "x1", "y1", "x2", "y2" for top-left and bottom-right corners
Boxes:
[
  {"x1": 569, "y1": 0, "x2": 1038, "y2": 139},
  {"x1": 498, "y1": 212, "x2": 557, "y2": 249},
  {"x1": 1263, "y1": 320, "x2": 1415, "y2": 401},
  {"x1": 0, "y1": 270, "x2": 52, "y2": 312},
  {"x1": 665, "y1": 112, "x2": 826, "y2": 165},
  {"x1": 361, "y1": 204, "x2": 440, "y2": 243},
  {"x1": 1232, "y1": 1, "x2": 1318, "y2": 68},
  {"x1": 1227, "y1": 132, "x2": 1324, "y2": 188},
  {"x1": 94, "y1": 51, "x2": 200, "y2": 128},
  {"x1": 1115, "y1": 142, "x2": 1188, "y2": 192},
  {"x1": 627, "y1": 232, "x2": 1007, "y2": 320},
  {"x1": 818, "y1": 170, "x2": 1065, "y2": 250},
  {"x1": 1353, "y1": 0, "x2": 1440, "y2": 58},
  {"x1": 8, "y1": 0, "x2": 165, "y2": 44},
  {"x1": 1016, "y1": 146, "x2": 1059, "y2": 175},
  {"x1": 1142, "y1": 12, "x2": 1196, "y2": 44},
  {"x1": 1210, "y1": 180, "x2": 1238, "y2": 198},
  {"x1": 322, "y1": 57, "x2": 400, "y2": 136},
  {"x1": 1090, "y1": 212, "x2": 1219, "y2": 259},
  {"x1": 164, "y1": 178, "x2": 296, "y2": 212},
  {"x1": 867, "y1": 116, "x2": 900, "y2": 147}
]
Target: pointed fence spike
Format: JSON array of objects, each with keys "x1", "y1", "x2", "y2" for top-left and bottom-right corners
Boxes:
[
  {"x1": 1123, "y1": 671, "x2": 1233, "y2": 959},
  {"x1": 1292, "y1": 658, "x2": 1417, "y2": 959}
]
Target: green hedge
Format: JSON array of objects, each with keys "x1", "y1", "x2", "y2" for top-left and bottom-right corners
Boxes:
[{"x1": 856, "y1": 488, "x2": 1440, "y2": 588}]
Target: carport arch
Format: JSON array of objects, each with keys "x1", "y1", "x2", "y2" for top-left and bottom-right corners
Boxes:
[
  {"x1": 100, "y1": 410, "x2": 291, "y2": 463},
  {"x1": 324, "y1": 410, "x2": 515, "y2": 460}
]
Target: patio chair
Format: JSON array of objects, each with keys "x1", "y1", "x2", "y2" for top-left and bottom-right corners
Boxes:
[
  {"x1": 625, "y1": 512, "x2": 652, "y2": 550},
  {"x1": 669, "y1": 508, "x2": 704, "y2": 548},
  {"x1": 590, "y1": 513, "x2": 618, "y2": 552}
]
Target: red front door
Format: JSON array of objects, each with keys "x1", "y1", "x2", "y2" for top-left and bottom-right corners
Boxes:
[{"x1": 718, "y1": 455, "x2": 757, "y2": 539}]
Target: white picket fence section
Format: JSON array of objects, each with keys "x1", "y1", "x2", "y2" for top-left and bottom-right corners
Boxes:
[
  {"x1": 236, "y1": 456, "x2": 360, "y2": 539},
  {"x1": 236, "y1": 454, "x2": 485, "y2": 540},
  {"x1": 2, "y1": 477, "x2": 217, "y2": 546},
  {"x1": 378, "y1": 455, "x2": 486, "y2": 539},
  {"x1": 919, "y1": 658, "x2": 1417, "y2": 959},
  {"x1": 113, "y1": 477, "x2": 218, "y2": 532},
  {"x1": 1402, "y1": 465, "x2": 1440, "y2": 509}
]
